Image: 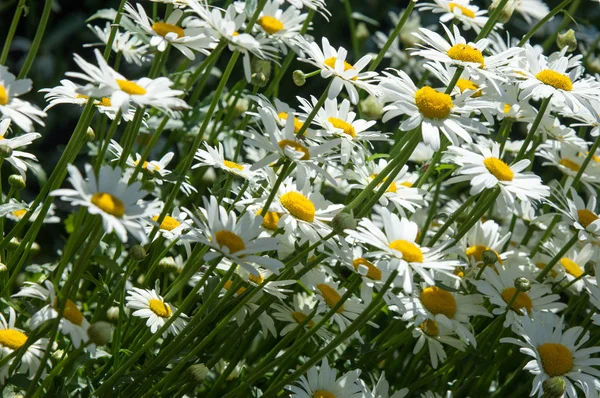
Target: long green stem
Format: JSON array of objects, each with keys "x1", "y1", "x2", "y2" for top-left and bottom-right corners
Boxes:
[
  {"x1": 17, "y1": 0, "x2": 53, "y2": 79},
  {"x1": 517, "y1": 0, "x2": 574, "y2": 47},
  {"x1": 0, "y1": 0, "x2": 27, "y2": 65},
  {"x1": 369, "y1": 1, "x2": 416, "y2": 71},
  {"x1": 536, "y1": 232, "x2": 579, "y2": 282}
]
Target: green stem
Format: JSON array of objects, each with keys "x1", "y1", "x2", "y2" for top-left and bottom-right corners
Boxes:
[
  {"x1": 0, "y1": 0, "x2": 26, "y2": 65},
  {"x1": 517, "y1": 0, "x2": 574, "y2": 47},
  {"x1": 295, "y1": 80, "x2": 332, "y2": 138},
  {"x1": 369, "y1": 1, "x2": 416, "y2": 71},
  {"x1": 513, "y1": 96, "x2": 551, "y2": 162},
  {"x1": 536, "y1": 232, "x2": 579, "y2": 282},
  {"x1": 572, "y1": 134, "x2": 600, "y2": 188},
  {"x1": 17, "y1": 0, "x2": 53, "y2": 79}
]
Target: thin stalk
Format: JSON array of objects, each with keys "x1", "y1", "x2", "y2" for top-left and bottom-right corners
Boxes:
[
  {"x1": 572, "y1": 134, "x2": 600, "y2": 188},
  {"x1": 0, "y1": 0, "x2": 27, "y2": 65},
  {"x1": 536, "y1": 232, "x2": 579, "y2": 282},
  {"x1": 17, "y1": 0, "x2": 53, "y2": 79},
  {"x1": 513, "y1": 96, "x2": 551, "y2": 162},
  {"x1": 517, "y1": 0, "x2": 574, "y2": 47}
]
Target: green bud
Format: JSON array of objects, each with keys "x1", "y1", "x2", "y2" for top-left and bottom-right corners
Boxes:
[
  {"x1": 106, "y1": 306, "x2": 120, "y2": 323},
  {"x1": 52, "y1": 349, "x2": 66, "y2": 362},
  {"x1": 188, "y1": 363, "x2": 210, "y2": 382},
  {"x1": 482, "y1": 250, "x2": 499, "y2": 265},
  {"x1": 359, "y1": 95, "x2": 384, "y2": 120},
  {"x1": 8, "y1": 174, "x2": 26, "y2": 190},
  {"x1": 7, "y1": 237, "x2": 21, "y2": 251},
  {"x1": 88, "y1": 321, "x2": 113, "y2": 345},
  {"x1": 514, "y1": 276, "x2": 531, "y2": 292},
  {"x1": 488, "y1": 0, "x2": 517, "y2": 23},
  {"x1": 331, "y1": 212, "x2": 357, "y2": 235},
  {"x1": 0, "y1": 144, "x2": 13, "y2": 160},
  {"x1": 30, "y1": 242, "x2": 40, "y2": 256},
  {"x1": 0, "y1": 263, "x2": 7, "y2": 274},
  {"x1": 159, "y1": 256, "x2": 178, "y2": 270},
  {"x1": 557, "y1": 29, "x2": 577, "y2": 53},
  {"x1": 251, "y1": 58, "x2": 271, "y2": 87},
  {"x1": 86, "y1": 127, "x2": 95, "y2": 141},
  {"x1": 356, "y1": 22, "x2": 369, "y2": 41},
  {"x1": 227, "y1": 96, "x2": 249, "y2": 117},
  {"x1": 130, "y1": 245, "x2": 146, "y2": 261},
  {"x1": 293, "y1": 70, "x2": 306, "y2": 87},
  {"x1": 541, "y1": 376, "x2": 566, "y2": 398}
]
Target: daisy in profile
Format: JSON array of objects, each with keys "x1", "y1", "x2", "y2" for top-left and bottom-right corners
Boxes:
[
  {"x1": 271, "y1": 293, "x2": 332, "y2": 341},
  {"x1": 0, "y1": 119, "x2": 42, "y2": 179},
  {"x1": 125, "y1": 287, "x2": 188, "y2": 336},
  {"x1": 193, "y1": 142, "x2": 256, "y2": 180},
  {"x1": 540, "y1": 240, "x2": 595, "y2": 292},
  {"x1": 0, "y1": 307, "x2": 48, "y2": 383},
  {"x1": 346, "y1": 207, "x2": 463, "y2": 292},
  {"x1": 547, "y1": 186, "x2": 600, "y2": 241},
  {"x1": 445, "y1": 142, "x2": 550, "y2": 208},
  {"x1": 471, "y1": 265, "x2": 566, "y2": 327},
  {"x1": 50, "y1": 164, "x2": 161, "y2": 243},
  {"x1": 0, "y1": 65, "x2": 46, "y2": 132},
  {"x1": 411, "y1": 318, "x2": 466, "y2": 369},
  {"x1": 416, "y1": 0, "x2": 489, "y2": 33},
  {"x1": 12, "y1": 281, "x2": 90, "y2": 349},
  {"x1": 501, "y1": 311, "x2": 600, "y2": 397},
  {"x1": 183, "y1": 196, "x2": 284, "y2": 276},
  {"x1": 1, "y1": 199, "x2": 60, "y2": 224},
  {"x1": 376, "y1": 68, "x2": 488, "y2": 150},
  {"x1": 286, "y1": 358, "x2": 365, "y2": 398},
  {"x1": 296, "y1": 36, "x2": 379, "y2": 104},
  {"x1": 248, "y1": 94, "x2": 307, "y2": 134},
  {"x1": 124, "y1": 3, "x2": 215, "y2": 60},
  {"x1": 68, "y1": 49, "x2": 189, "y2": 114},
  {"x1": 86, "y1": 22, "x2": 149, "y2": 66}
]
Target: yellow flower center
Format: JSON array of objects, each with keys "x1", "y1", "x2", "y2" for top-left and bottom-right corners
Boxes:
[
  {"x1": 148, "y1": 299, "x2": 172, "y2": 318},
  {"x1": 215, "y1": 230, "x2": 246, "y2": 255},
  {"x1": 91, "y1": 192, "x2": 125, "y2": 217},
  {"x1": 54, "y1": 297, "x2": 84, "y2": 326},
  {"x1": 503, "y1": 104, "x2": 512, "y2": 114},
  {"x1": 415, "y1": 86, "x2": 453, "y2": 119},
  {"x1": 400, "y1": 181, "x2": 413, "y2": 188},
  {"x1": 324, "y1": 57, "x2": 354, "y2": 71},
  {"x1": 578, "y1": 209, "x2": 599, "y2": 228},
  {"x1": 152, "y1": 22, "x2": 185, "y2": 38},
  {"x1": 278, "y1": 139, "x2": 310, "y2": 160},
  {"x1": 353, "y1": 258, "x2": 382, "y2": 280},
  {"x1": 501, "y1": 287, "x2": 533, "y2": 314},
  {"x1": 280, "y1": 191, "x2": 315, "y2": 222},
  {"x1": 256, "y1": 208, "x2": 281, "y2": 230},
  {"x1": 559, "y1": 158, "x2": 580, "y2": 172},
  {"x1": 449, "y1": 3, "x2": 476, "y2": 18},
  {"x1": 292, "y1": 311, "x2": 315, "y2": 328},
  {"x1": 536, "y1": 70, "x2": 573, "y2": 91},
  {"x1": 420, "y1": 319, "x2": 440, "y2": 336},
  {"x1": 248, "y1": 273, "x2": 264, "y2": 284},
  {"x1": 257, "y1": 16, "x2": 284, "y2": 34},
  {"x1": 152, "y1": 215, "x2": 181, "y2": 231},
  {"x1": 456, "y1": 79, "x2": 481, "y2": 97},
  {"x1": 465, "y1": 245, "x2": 503, "y2": 264},
  {"x1": 100, "y1": 97, "x2": 112, "y2": 107},
  {"x1": 369, "y1": 174, "x2": 397, "y2": 193},
  {"x1": 389, "y1": 240, "x2": 423, "y2": 263},
  {"x1": 313, "y1": 391, "x2": 336, "y2": 398},
  {"x1": 116, "y1": 79, "x2": 147, "y2": 95},
  {"x1": 0, "y1": 329, "x2": 27, "y2": 350},
  {"x1": 420, "y1": 286, "x2": 457, "y2": 318},
  {"x1": 317, "y1": 284, "x2": 344, "y2": 313},
  {"x1": 483, "y1": 157, "x2": 514, "y2": 181},
  {"x1": 277, "y1": 112, "x2": 304, "y2": 133},
  {"x1": 447, "y1": 44, "x2": 485, "y2": 67},
  {"x1": 559, "y1": 257, "x2": 583, "y2": 278},
  {"x1": 0, "y1": 85, "x2": 8, "y2": 105},
  {"x1": 538, "y1": 343, "x2": 573, "y2": 376},
  {"x1": 223, "y1": 160, "x2": 244, "y2": 170},
  {"x1": 12, "y1": 209, "x2": 27, "y2": 218},
  {"x1": 328, "y1": 117, "x2": 356, "y2": 138}
]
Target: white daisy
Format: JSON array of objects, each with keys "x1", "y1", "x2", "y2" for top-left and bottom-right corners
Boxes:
[
  {"x1": 0, "y1": 119, "x2": 41, "y2": 179},
  {"x1": 271, "y1": 293, "x2": 332, "y2": 341},
  {"x1": 412, "y1": 318, "x2": 467, "y2": 369},
  {"x1": 193, "y1": 142, "x2": 256, "y2": 179},
  {"x1": 125, "y1": 287, "x2": 188, "y2": 336},
  {"x1": 255, "y1": 0, "x2": 308, "y2": 48},
  {"x1": 0, "y1": 66, "x2": 46, "y2": 133},
  {"x1": 286, "y1": 358, "x2": 365, "y2": 398},
  {"x1": 86, "y1": 22, "x2": 149, "y2": 66},
  {"x1": 417, "y1": 0, "x2": 489, "y2": 33}
]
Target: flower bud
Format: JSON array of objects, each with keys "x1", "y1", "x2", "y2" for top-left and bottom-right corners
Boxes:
[
  {"x1": 488, "y1": 0, "x2": 517, "y2": 23},
  {"x1": 0, "y1": 144, "x2": 13, "y2": 160},
  {"x1": 356, "y1": 22, "x2": 369, "y2": 41},
  {"x1": 7, "y1": 237, "x2": 21, "y2": 251},
  {"x1": 557, "y1": 29, "x2": 577, "y2": 53},
  {"x1": 8, "y1": 174, "x2": 26, "y2": 190},
  {"x1": 541, "y1": 376, "x2": 566, "y2": 398},
  {"x1": 0, "y1": 263, "x2": 7, "y2": 274},
  {"x1": 130, "y1": 245, "x2": 146, "y2": 261},
  {"x1": 87, "y1": 321, "x2": 113, "y2": 345},
  {"x1": 514, "y1": 276, "x2": 531, "y2": 293},
  {"x1": 52, "y1": 349, "x2": 66, "y2": 362},
  {"x1": 482, "y1": 250, "x2": 498, "y2": 265},
  {"x1": 332, "y1": 212, "x2": 357, "y2": 235},
  {"x1": 188, "y1": 363, "x2": 210, "y2": 382},
  {"x1": 251, "y1": 58, "x2": 271, "y2": 88},
  {"x1": 159, "y1": 256, "x2": 177, "y2": 270},
  {"x1": 359, "y1": 95, "x2": 383, "y2": 120},
  {"x1": 107, "y1": 306, "x2": 120, "y2": 323},
  {"x1": 293, "y1": 70, "x2": 306, "y2": 87},
  {"x1": 86, "y1": 127, "x2": 95, "y2": 141},
  {"x1": 30, "y1": 242, "x2": 41, "y2": 256},
  {"x1": 227, "y1": 96, "x2": 249, "y2": 118}
]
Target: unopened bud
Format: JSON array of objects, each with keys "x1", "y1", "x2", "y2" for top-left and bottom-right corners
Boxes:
[
  {"x1": 8, "y1": 174, "x2": 26, "y2": 190},
  {"x1": 130, "y1": 245, "x2": 146, "y2": 261},
  {"x1": 488, "y1": 0, "x2": 517, "y2": 23},
  {"x1": 359, "y1": 95, "x2": 384, "y2": 120},
  {"x1": 293, "y1": 70, "x2": 306, "y2": 87},
  {"x1": 87, "y1": 321, "x2": 113, "y2": 345},
  {"x1": 8, "y1": 237, "x2": 21, "y2": 251},
  {"x1": 541, "y1": 376, "x2": 566, "y2": 398},
  {"x1": 331, "y1": 212, "x2": 357, "y2": 235},
  {"x1": 0, "y1": 263, "x2": 7, "y2": 274},
  {"x1": 188, "y1": 363, "x2": 210, "y2": 382},
  {"x1": 29, "y1": 242, "x2": 40, "y2": 256},
  {"x1": 482, "y1": 250, "x2": 499, "y2": 265},
  {"x1": 514, "y1": 276, "x2": 531, "y2": 293},
  {"x1": 356, "y1": 22, "x2": 369, "y2": 41},
  {"x1": 251, "y1": 58, "x2": 271, "y2": 87},
  {"x1": 227, "y1": 96, "x2": 249, "y2": 117},
  {"x1": 86, "y1": 127, "x2": 95, "y2": 141},
  {"x1": 106, "y1": 306, "x2": 120, "y2": 322},
  {"x1": 52, "y1": 349, "x2": 66, "y2": 362},
  {"x1": 0, "y1": 144, "x2": 13, "y2": 160},
  {"x1": 557, "y1": 29, "x2": 577, "y2": 53},
  {"x1": 159, "y1": 256, "x2": 177, "y2": 270}
]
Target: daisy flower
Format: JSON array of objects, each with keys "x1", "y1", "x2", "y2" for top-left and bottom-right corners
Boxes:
[
  {"x1": 0, "y1": 199, "x2": 60, "y2": 224},
  {"x1": 281, "y1": 0, "x2": 330, "y2": 18},
  {"x1": 86, "y1": 22, "x2": 149, "y2": 66},
  {"x1": 416, "y1": 0, "x2": 489, "y2": 33},
  {"x1": 0, "y1": 307, "x2": 48, "y2": 383},
  {"x1": 248, "y1": 94, "x2": 308, "y2": 134},
  {"x1": 183, "y1": 196, "x2": 284, "y2": 276},
  {"x1": 125, "y1": 287, "x2": 188, "y2": 336},
  {"x1": 412, "y1": 318, "x2": 466, "y2": 369},
  {"x1": 461, "y1": 219, "x2": 510, "y2": 270},
  {"x1": 271, "y1": 293, "x2": 332, "y2": 341},
  {"x1": 376, "y1": 68, "x2": 488, "y2": 150},
  {"x1": 286, "y1": 358, "x2": 365, "y2": 398},
  {"x1": 68, "y1": 49, "x2": 189, "y2": 114},
  {"x1": 501, "y1": 311, "x2": 600, "y2": 397},
  {"x1": 514, "y1": 0, "x2": 550, "y2": 24},
  {"x1": 445, "y1": 142, "x2": 550, "y2": 208},
  {"x1": 255, "y1": 0, "x2": 308, "y2": 48},
  {"x1": 0, "y1": 65, "x2": 46, "y2": 132},
  {"x1": 540, "y1": 239, "x2": 595, "y2": 292},
  {"x1": 346, "y1": 207, "x2": 463, "y2": 293},
  {"x1": 0, "y1": 119, "x2": 41, "y2": 179},
  {"x1": 546, "y1": 186, "x2": 600, "y2": 241},
  {"x1": 12, "y1": 281, "x2": 91, "y2": 349},
  {"x1": 193, "y1": 142, "x2": 256, "y2": 179},
  {"x1": 296, "y1": 36, "x2": 379, "y2": 104},
  {"x1": 50, "y1": 164, "x2": 161, "y2": 244}
]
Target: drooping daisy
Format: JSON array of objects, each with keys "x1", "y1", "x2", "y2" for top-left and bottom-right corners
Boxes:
[
  {"x1": 12, "y1": 281, "x2": 91, "y2": 349},
  {"x1": 68, "y1": 49, "x2": 189, "y2": 114},
  {"x1": 0, "y1": 307, "x2": 48, "y2": 383},
  {"x1": 445, "y1": 142, "x2": 550, "y2": 207},
  {"x1": 346, "y1": 207, "x2": 463, "y2": 293},
  {"x1": 0, "y1": 119, "x2": 42, "y2": 179},
  {"x1": 411, "y1": 318, "x2": 467, "y2": 369},
  {"x1": 286, "y1": 358, "x2": 365, "y2": 398},
  {"x1": 193, "y1": 142, "x2": 256, "y2": 179},
  {"x1": 125, "y1": 287, "x2": 188, "y2": 336},
  {"x1": 416, "y1": 0, "x2": 489, "y2": 33},
  {"x1": 271, "y1": 293, "x2": 332, "y2": 341},
  {"x1": 50, "y1": 164, "x2": 161, "y2": 243},
  {"x1": 296, "y1": 36, "x2": 379, "y2": 104},
  {"x1": 501, "y1": 311, "x2": 600, "y2": 397},
  {"x1": 0, "y1": 65, "x2": 46, "y2": 133},
  {"x1": 0, "y1": 199, "x2": 60, "y2": 224},
  {"x1": 86, "y1": 22, "x2": 149, "y2": 66}
]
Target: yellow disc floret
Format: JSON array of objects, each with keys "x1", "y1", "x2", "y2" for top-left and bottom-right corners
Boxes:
[
  {"x1": 152, "y1": 215, "x2": 181, "y2": 231},
  {"x1": 257, "y1": 209, "x2": 281, "y2": 230},
  {"x1": 152, "y1": 22, "x2": 185, "y2": 38},
  {"x1": 280, "y1": 191, "x2": 316, "y2": 222},
  {"x1": 501, "y1": 287, "x2": 533, "y2": 314},
  {"x1": 0, "y1": 329, "x2": 28, "y2": 350},
  {"x1": 449, "y1": 3, "x2": 476, "y2": 18},
  {"x1": 456, "y1": 79, "x2": 481, "y2": 97},
  {"x1": 324, "y1": 57, "x2": 354, "y2": 71},
  {"x1": 415, "y1": 86, "x2": 453, "y2": 119},
  {"x1": 149, "y1": 299, "x2": 172, "y2": 318},
  {"x1": 536, "y1": 70, "x2": 573, "y2": 91},
  {"x1": 91, "y1": 192, "x2": 125, "y2": 217},
  {"x1": 369, "y1": 174, "x2": 397, "y2": 193},
  {"x1": 278, "y1": 112, "x2": 304, "y2": 133},
  {"x1": 353, "y1": 258, "x2": 382, "y2": 280},
  {"x1": 313, "y1": 391, "x2": 337, "y2": 398},
  {"x1": 420, "y1": 286, "x2": 457, "y2": 318},
  {"x1": 278, "y1": 139, "x2": 310, "y2": 160},
  {"x1": 292, "y1": 311, "x2": 315, "y2": 328},
  {"x1": 0, "y1": 85, "x2": 8, "y2": 105},
  {"x1": 116, "y1": 79, "x2": 147, "y2": 95},
  {"x1": 465, "y1": 245, "x2": 503, "y2": 264},
  {"x1": 389, "y1": 240, "x2": 424, "y2": 263},
  {"x1": 317, "y1": 284, "x2": 344, "y2": 313},
  {"x1": 538, "y1": 343, "x2": 573, "y2": 377},
  {"x1": 420, "y1": 319, "x2": 440, "y2": 336},
  {"x1": 559, "y1": 257, "x2": 583, "y2": 278},
  {"x1": 483, "y1": 157, "x2": 514, "y2": 181},
  {"x1": 577, "y1": 209, "x2": 598, "y2": 228},
  {"x1": 215, "y1": 230, "x2": 246, "y2": 255},
  {"x1": 223, "y1": 160, "x2": 244, "y2": 171},
  {"x1": 559, "y1": 158, "x2": 580, "y2": 172},
  {"x1": 257, "y1": 16, "x2": 284, "y2": 34},
  {"x1": 447, "y1": 44, "x2": 485, "y2": 67},
  {"x1": 328, "y1": 117, "x2": 356, "y2": 138}
]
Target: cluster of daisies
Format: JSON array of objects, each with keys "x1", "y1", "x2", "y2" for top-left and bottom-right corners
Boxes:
[{"x1": 1, "y1": 0, "x2": 600, "y2": 396}]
